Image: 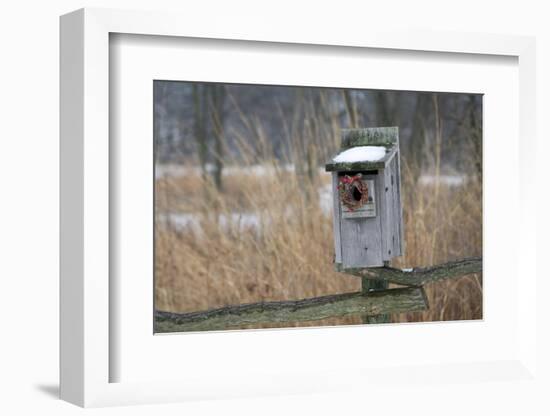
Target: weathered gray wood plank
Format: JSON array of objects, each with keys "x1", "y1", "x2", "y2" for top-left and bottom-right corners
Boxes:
[
  {"x1": 332, "y1": 172, "x2": 342, "y2": 264},
  {"x1": 393, "y1": 151, "x2": 404, "y2": 256},
  {"x1": 387, "y1": 156, "x2": 398, "y2": 257},
  {"x1": 340, "y1": 257, "x2": 482, "y2": 286},
  {"x1": 340, "y1": 174, "x2": 383, "y2": 267},
  {"x1": 381, "y1": 164, "x2": 393, "y2": 261},
  {"x1": 155, "y1": 287, "x2": 428, "y2": 332}
]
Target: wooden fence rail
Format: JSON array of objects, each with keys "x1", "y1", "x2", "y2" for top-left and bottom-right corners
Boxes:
[
  {"x1": 155, "y1": 257, "x2": 482, "y2": 333},
  {"x1": 342, "y1": 257, "x2": 482, "y2": 286}
]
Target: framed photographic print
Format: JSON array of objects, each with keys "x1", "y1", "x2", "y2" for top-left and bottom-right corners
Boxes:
[
  {"x1": 152, "y1": 82, "x2": 482, "y2": 333},
  {"x1": 60, "y1": 7, "x2": 538, "y2": 408}
]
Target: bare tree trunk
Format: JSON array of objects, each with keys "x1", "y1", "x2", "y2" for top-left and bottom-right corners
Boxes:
[
  {"x1": 210, "y1": 84, "x2": 226, "y2": 191},
  {"x1": 342, "y1": 90, "x2": 358, "y2": 128},
  {"x1": 432, "y1": 93, "x2": 442, "y2": 201},
  {"x1": 408, "y1": 92, "x2": 430, "y2": 176},
  {"x1": 192, "y1": 84, "x2": 208, "y2": 180},
  {"x1": 374, "y1": 90, "x2": 391, "y2": 126},
  {"x1": 466, "y1": 95, "x2": 482, "y2": 180}
]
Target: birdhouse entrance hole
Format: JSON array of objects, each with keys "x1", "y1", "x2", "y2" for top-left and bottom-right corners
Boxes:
[{"x1": 352, "y1": 185, "x2": 362, "y2": 202}]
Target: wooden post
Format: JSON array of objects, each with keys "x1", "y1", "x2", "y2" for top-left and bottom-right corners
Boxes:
[{"x1": 361, "y1": 261, "x2": 390, "y2": 324}]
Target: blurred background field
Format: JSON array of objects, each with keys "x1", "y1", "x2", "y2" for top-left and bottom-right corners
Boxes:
[{"x1": 154, "y1": 82, "x2": 482, "y2": 330}]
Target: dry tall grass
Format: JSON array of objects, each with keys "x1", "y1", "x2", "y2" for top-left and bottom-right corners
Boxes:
[
  {"x1": 154, "y1": 88, "x2": 482, "y2": 330},
  {"x1": 155, "y1": 161, "x2": 482, "y2": 328}
]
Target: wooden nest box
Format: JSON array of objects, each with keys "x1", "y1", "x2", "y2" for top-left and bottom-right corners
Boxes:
[{"x1": 325, "y1": 127, "x2": 404, "y2": 269}]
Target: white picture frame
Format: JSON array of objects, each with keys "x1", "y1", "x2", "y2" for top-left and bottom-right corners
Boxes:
[{"x1": 60, "y1": 7, "x2": 538, "y2": 408}]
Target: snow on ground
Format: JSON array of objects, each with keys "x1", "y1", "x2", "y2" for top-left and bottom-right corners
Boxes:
[
  {"x1": 318, "y1": 182, "x2": 332, "y2": 215},
  {"x1": 418, "y1": 174, "x2": 467, "y2": 187},
  {"x1": 156, "y1": 163, "x2": 335, "y2": 234},
  {"x1": 159, "y1": 182, "x2": 334, "y2": 234},
  {"x1": 158, "y1": 212, "x2": 265, "y2": 234},
  {"x1": 332, "y1": 146, "x2": 386, "y2": 163},
  {"x1": 156, "y1": 163, "x2": 468, "y2": 235},
  {"x1": 155, "y1": 163, "x2": 296, "y2": 179}
]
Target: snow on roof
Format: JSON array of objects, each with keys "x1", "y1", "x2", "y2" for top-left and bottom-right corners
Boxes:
[{"x1": 332, "y1": 146, "x2": 387, "y2": 163}]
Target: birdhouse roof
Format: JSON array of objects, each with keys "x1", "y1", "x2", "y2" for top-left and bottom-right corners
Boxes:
[{"x1": 325, "y1": 127, "x2": 399, "y2": 172}]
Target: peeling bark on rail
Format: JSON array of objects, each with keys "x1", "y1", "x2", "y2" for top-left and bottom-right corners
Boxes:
[
  {"x1": 155, "y1": 287, "x2": 428, "y2": 333},
  {"x1": 339, "y1": 257, "x2": 482, "y2": 286}
]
